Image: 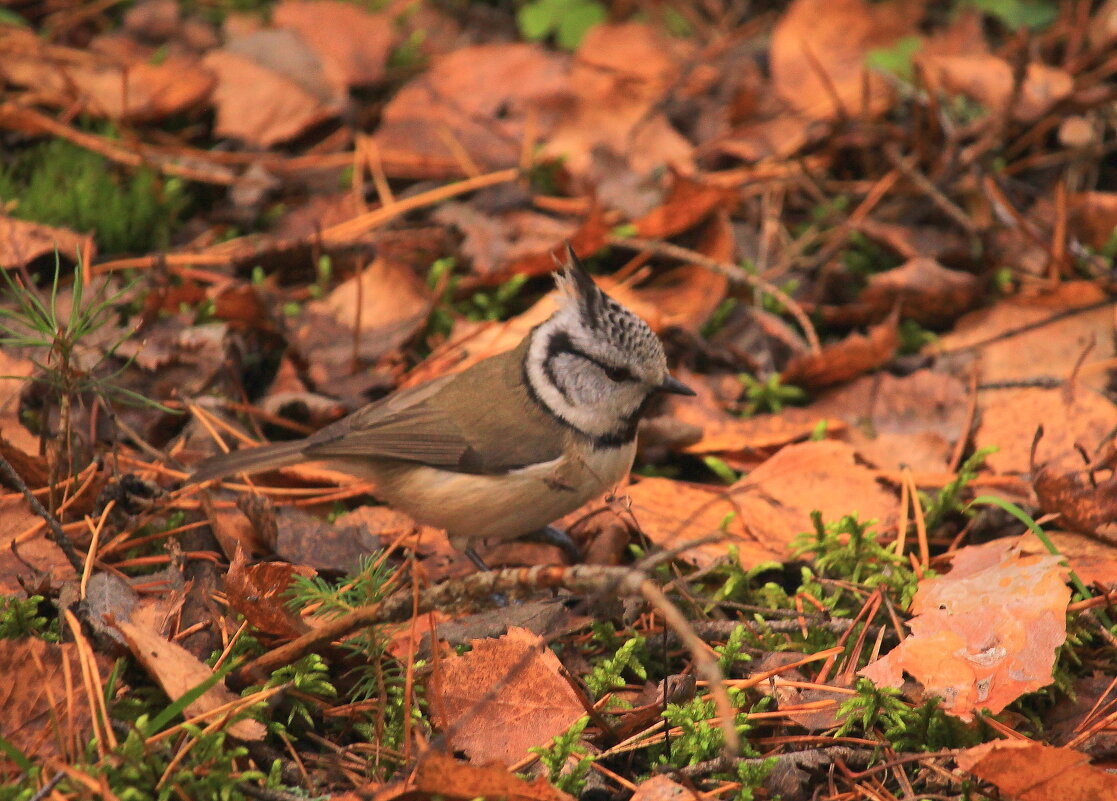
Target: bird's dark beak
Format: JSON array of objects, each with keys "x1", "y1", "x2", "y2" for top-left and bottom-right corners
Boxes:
[{"x1": 658, "y1": 374, "x2": 696, "y2": 396}]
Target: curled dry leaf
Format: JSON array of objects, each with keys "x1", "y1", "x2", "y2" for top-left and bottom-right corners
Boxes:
[
  {"x1": 224, "y1": 548, "x2": 314, "y2": 639},
  {"x1": 1033, "y1": 458, "x2": 1117, "y2": 541},
  {"x1": 861, "y1": 539, "x2": 1069, "y2": 719},
  {"x1": 1068, "y1": 191, "x2": 1117, "y2": 250},
  {"x1": 955, "y1": 741, "x2": 1117, "y2": 801},
  {"x1": 826, "y1": 257, "x2": 981, "y2": 328},
  {"x1": 0, "y1": 28, "x2": 214, "y2": 122},
  {"x1": 781, "y1": 309, "x2": 899, "y2": 390},
  {"x1": 0, "y1": 215, "x2": 93, "y2": 271},
  {"x1": 426, "y1": 627, "x2": 585, "y2": 767}
]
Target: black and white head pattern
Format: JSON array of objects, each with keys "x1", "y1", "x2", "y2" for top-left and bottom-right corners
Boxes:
[{"x1": 524, "y1": 253, "x2": 671, "y2": 446}]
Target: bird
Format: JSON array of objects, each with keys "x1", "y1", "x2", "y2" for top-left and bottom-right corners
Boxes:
[{"x1": 191, "y1": 248, "x2": 695, "y2": 568}]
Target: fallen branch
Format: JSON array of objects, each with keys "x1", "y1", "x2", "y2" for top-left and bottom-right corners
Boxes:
[{"x1": 232, "y1": 563, "x2": 741, "y2": 758}]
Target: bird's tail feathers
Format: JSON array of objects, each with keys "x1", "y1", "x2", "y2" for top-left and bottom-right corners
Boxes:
[{"x1": 191, "y1": 440, "x2": 306, "y2": 483}]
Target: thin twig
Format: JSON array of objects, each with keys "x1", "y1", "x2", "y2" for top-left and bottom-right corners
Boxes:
[
  {"x1": 605, "y1": 235, "x2": 822, "y2": 354},
  {"x1": 232, "y1": 563, "x2": 741, "y2": 758},
  {"x1": 0, "y1": 450, "x2": 84, "y2": 572}
]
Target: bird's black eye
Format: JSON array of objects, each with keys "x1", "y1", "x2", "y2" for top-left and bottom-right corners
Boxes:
[{"x1": 604, "y1": 365, "x2": 632, "y2": 382}]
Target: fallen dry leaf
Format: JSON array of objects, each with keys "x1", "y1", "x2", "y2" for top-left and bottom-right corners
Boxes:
[
  {"x1": 0, "y1": 215, "x2": 94, "y2": 271},
  {"x1": 375, "y1": 43, "x2": 568, "y2": 173},
  {"x1": 0, "y1": 497, "x2": 74, "y2": 596},
  {"x1": 861, "y1": 538, "x2": 1069, "y2": 719},
  {"x1": 919, "y1": 55, "x2": 1074, "y2": 122},
  {"x1": 373, "y1": 750, "x2": 574, "y2": 801},
  {"x1": 976, "y1": 387, "x2": 1117, "y2": 475},
  {"x1": 630, "y1": 775, "x2": 700, "y2": 801},
  {"x1": 839, "y1": 257, "x2": 982, "y2": 327},
  {"x1": 931, "y1": 281, "x2": 1114, "y2": 393},
  {"x1": 811, "y1": 369, "x2": 968, "y2": 473},
  {"x1": 426, "y1": 627, "x2": 585, "y2": 766},
  {"x1": 854, "y1": 219, "x2": 971, "y2": 261},
  {"x1": 114, "y1": 619, "x2": 266, "y2": 741},
  {"x1": 293, "y1": 255, "x2": 433, "y2": 387},
  {"x1": 0, "y1": 28, "x2": 214, "y2": 122},
  {"x1": 542, "y1": 23, "x2": 694, "y2": 179},
  {"x1": 273, "y1": 0, "x2": 393, "y2": 92},
  {"x1": 770, "y1": 0, "x2": 919, "y2": 121},
  {"x1": 203, "y1": 44, "x2": 340, "y2": 148},
  {"x1": 623, "y1": 212, "x2": 733, "y2": 332},
  {"x1": 1068, "y1": 191, "x2": 1117, "y2": 250},
  {"x1": 782, "y1": 310, "x2": 899, "y2": 390},
  {"x1": 628, "y1": 440, "x2": 896, "y2": 568},
  {"x1": 955, "y1": 740, "x2": 1117, "y2": 801},
  {"x1": 224, "y1": 548, "x2": 314, "y2": 639}
]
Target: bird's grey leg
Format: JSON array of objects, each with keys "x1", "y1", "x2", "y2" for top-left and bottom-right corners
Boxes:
[{"x1": 464, "y1": 545, "x2": 491, "y2": 572}]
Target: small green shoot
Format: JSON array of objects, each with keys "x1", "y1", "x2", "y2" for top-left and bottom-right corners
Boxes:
[
  {"x1": 866, "y1": 35, "x2": 923, "y2": 83},
  {"x1": 794, "y1": 512, "x2": 922, "y2": 607},
  {"x1": 252, "y1": 654, "x2": 337, "y2": 734},
  {"x1": 584, "y1": 635, "x2": 648, "y2": 698},
  {"x1": 964, "y1": 0, "x2": 1058, "y2": 31},
  {"x1": 703, "y1": 456, "x2": 739, "y2": 485},
  {"x1": 919, "y1": 446, "x2": 995, "y2": 532},
  {"x1": 518, "y1": 0, "x2": 606, "y2": 50},
  {"x1": 0, "y1": 255, "x2": 176, "y2": 471},
  {"x1": 700, "y1": 297, "x2": 738, "y2": 338},
  {"x1": 738, "y1": 373, "x2": 807, "y2": 416},
  {"x1": 0, "y1": 596, "x2": 59, "y2": 641},
  {"x1": 531, "y1": 716, "x2": 593, "y2": 793},
  {"x1": 899, "y1": 318, "x2": 938, "y2": 355}
]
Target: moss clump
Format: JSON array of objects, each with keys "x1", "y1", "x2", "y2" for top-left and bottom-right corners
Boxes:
[{"x1": 0, "y1": 138, "x2": 191, "y2": 255}]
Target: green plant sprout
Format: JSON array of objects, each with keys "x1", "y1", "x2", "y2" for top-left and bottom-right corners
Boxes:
[
  {"x1": 0, "y1": 596, "x2": 59, "y2": 641},
  {"x1": 794, "y1": 512, "x2": 922, "y2": 608},
  {"x1": 0, "y1": 255, "x2": 175, "y2": 476},
  {"x1": 584, "y1": 635, "x2": 648, "y2": 697},
  {"x1": 530, "y1": 716, "x2": 594, "y2": 794},
  {"x1": 738, "y1": 373, "x2": 807, "y2": 416},
  {"x1": 517, "y1": 0, "x2": 606, "y2": 50}
]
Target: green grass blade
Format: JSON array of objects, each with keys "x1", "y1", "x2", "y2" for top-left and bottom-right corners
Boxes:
[
  {"x1": 969, "y1": 494, "x2": 1109, "y2": 626},
  {"x1": 141, "y1": 660, "x2": 238, "y2": 736},
  {"x1": 0, "y1": 731, "x2": 34, "y2": 774}
]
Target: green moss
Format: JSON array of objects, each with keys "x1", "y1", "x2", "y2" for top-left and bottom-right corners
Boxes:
[{"x1": 0, "y1": 138, "x2": 190, "y2": 255}]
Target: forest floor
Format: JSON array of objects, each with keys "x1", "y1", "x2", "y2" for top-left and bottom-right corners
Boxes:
[{"x1": 2, "y1": 1, "x2": 1117, "y2": 800}]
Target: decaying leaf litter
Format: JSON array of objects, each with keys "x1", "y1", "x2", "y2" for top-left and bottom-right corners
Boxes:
[{"x1": 2, "y1": 0, "x2": 1117, "y2": 799}]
